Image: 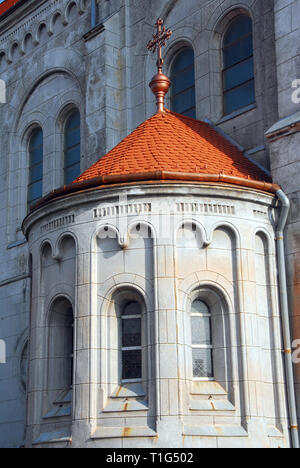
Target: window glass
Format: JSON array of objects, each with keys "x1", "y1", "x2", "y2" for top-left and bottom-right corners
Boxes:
[
  {"x1": 64, "y1": 110, "x2": 80, "y2": 184},
  {"x1": 191, "y1": 300, "x2": 213, "y2": 379},
  {"x1": 121, "y1": 302, "x2": 142, "y2": 381},
  {"x1": 223, "y1": 16, "x2": 255, "y2": 115},
  {"x1": 170, "y1": 48, "x2": 196, "y2": 118},
  {"x1": 28, "y1": 127, "x2": 43, "y2": 209}
]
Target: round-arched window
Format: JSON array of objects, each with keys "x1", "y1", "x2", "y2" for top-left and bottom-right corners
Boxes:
[
  {"x1": 170, "y1": 48, "x2": 196, "y2": 118},
  {"x1": 223, "y1": 15, "x2": 255, "y2": 115},
  {"x1": 28, "y1": 127, "x2": 43, "y2": 210},
  {"x1": 64, "y1": 110, "x2": 81, "y2": 185}
]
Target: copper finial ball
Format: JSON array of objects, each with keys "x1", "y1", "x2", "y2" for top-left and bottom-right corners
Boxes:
[{"x1": 147, "y1": 18, "x2": 172, "y2": 113}]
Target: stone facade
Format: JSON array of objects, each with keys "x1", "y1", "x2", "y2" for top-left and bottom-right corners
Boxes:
[{"x1": 0, "y1": 0, "x2": 299, "y2": 448}]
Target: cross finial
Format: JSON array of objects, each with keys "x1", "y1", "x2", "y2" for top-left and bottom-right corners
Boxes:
[
  {"x1": 147, "y1": 18, "x2": 172, "y2": 113},
  {"x1": 147, "y1": 18, "x2": 172, "y2": 73}
]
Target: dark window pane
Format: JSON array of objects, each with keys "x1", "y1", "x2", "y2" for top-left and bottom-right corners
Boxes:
[
  {"x1": 66, "y1": 111, "x2": 80, "y2": 131},
  {"x1": 192, "y1": 348, "x2": 213, "y2": 378},
  {"x1": 28, "y1": 128, "x2": 43, "y2": 208},
  {"x1": 182, "y1": 108, "x2": 196, "y2": 118},
  {"x1": 122, "y1": 318, "x2": 141, "y2": 347},
  {"x1": 29, "y1": 128, "x2": 43, "y2": 149},
  {"x1": 224, "y1": 16, "x2": 252, "y2": 46},
  {"x1": 123, "y1": 302, "x2": 141, "y2": 316},
  {"x1": 223, "y1": 57, "x2": 254, "y2": 91},
  {"x1": 64, "y1": 163, "x2": 81, "y2": 185},
  {"x1": 28, "y1": 180, "x2": 42, "y2": 203},
  {"x1": 29, "y1": 163, "x2": 43, "y2": 183},
  {"x1": 173, "y1": 87, "x2": 196, "y2": 115},
  {"x1": 65, "y1": 128, "x2": 80, "y2": 148},
  {"x1": 30, "y1": 148, "x2": 43, "y2": 166},
  {"x1": 171, "y1": 48, "x2": 196, "y2": 117},
  {"x1": 224, "y1": 35, "x2": 253, "y2": 68},
  {"x1": 64, "y1": 111, "x2": 80, "y2": 184},
  {"x1": 122, "y1": 350, "x2": 142, "y2": 380},
  {"x1": 172, "y1": 48, "x2": 194, "y2": 73},
  {"x1": 172, "y1": 66, "x2": 195, "y2": 95},
  {"x1": 223, "y1": 16, "x2": 254, "y2": 115},
  {"x1": 65, "y1": 146, "x2": 81, "y2": 166},
  {"x1": 224, "y1": 80, "x2": 255, "y2": 114}
]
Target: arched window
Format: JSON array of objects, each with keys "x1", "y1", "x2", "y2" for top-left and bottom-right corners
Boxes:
[
  {"x1": 170, "y1": 48, "x2": 196, "y2": 118},
  {"x1": 121, "y1": 301, "x2": 142, "y2": 381},
  {"x1": 28, "y1": 127, "x2": 43, "y2": 209},
  {"x1": 223, "y1": 15, "x2": 255, "y2": 115},
  {"x1": 46, "y1": 297, "x2": 74, "y2": 418},
  {"x1": 64, "y1": 110, "x2": 80, "y2": 185},
  {"x1": 49, "y1": 298, "x2": 74, "y2": 393},
  {"x1": 191, "y1": 299, "x2": 213, "y2": 379}
]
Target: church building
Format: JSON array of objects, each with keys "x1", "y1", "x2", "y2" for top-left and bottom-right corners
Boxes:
[{"x1": 0, "y1": 0, "x2": 300, "y2": 449}]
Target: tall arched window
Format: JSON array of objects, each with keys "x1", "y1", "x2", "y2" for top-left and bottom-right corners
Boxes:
[
  {"x1": 191, "y1": 299, "x2": 214, "y2": 379},
  {"x1": 28, "y1": 127, "x2": 43, "y2": 209},
  {"x1": 170, "y1": 48, "x2": 196, "y2": 118},
  {"x1": 121, "y1": 301, "x2": 142, "y2": 381},
  {"x1": 223, "y1": 15, "x2": 255, "y2": 115},
  {"x1": 46, "y1": 297, "x2": 74, "y2": 418},
  {"x1": 64, "y1": 110, "x2": 80, "y2": 185}
]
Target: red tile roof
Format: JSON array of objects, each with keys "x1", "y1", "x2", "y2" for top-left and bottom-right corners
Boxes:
[
  {"x1": 75, "y1": 110, "x2": 270, "y2": 185},
  {"x1": 0, "y1": 0, "x2": 21, "y2": 16}
]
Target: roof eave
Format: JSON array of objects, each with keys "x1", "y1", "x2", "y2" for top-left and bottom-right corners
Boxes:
[{"x1": 27, "y1": 170, "x2": 279, "y2": 213}]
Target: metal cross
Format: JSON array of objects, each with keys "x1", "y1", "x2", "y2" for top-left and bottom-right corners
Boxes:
[{"x1": 147, "y1": 18, "x2": 172, "y2": 73}]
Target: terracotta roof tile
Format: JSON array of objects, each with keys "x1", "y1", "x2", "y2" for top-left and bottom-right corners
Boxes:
[{"x1": 75, "y1": 110, "x2": 269, "y2": 186}]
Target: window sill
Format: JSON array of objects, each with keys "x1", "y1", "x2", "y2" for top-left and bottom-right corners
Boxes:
[
  {"x1": 103, "y1": 399, "x2": 148, "y2": 413},
  {"x1": 91, "y1": 426, "x2": 157, "y2": 439},
  {"x1": 191, "y1": 380, "x2": 227, "y2": 396},
  {"x1": 217, "y1": 103, "x2": 256, "y2": 124},
  {"x1": 111, "y1": 382, "x2": 145, "y2": 398},
  {"x1": 33, "y1": 431, "x2": 71, "y2": 445},
  {"x1": 190, "y1": 399, "x2": 235, "y2": 412}
]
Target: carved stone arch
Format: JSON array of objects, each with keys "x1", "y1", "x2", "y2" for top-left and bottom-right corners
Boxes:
[
  {"x1": 78, "y1": 0, "x2": 87, "y2": 14},
  {"x1": 34, "y1": 21, "x2": 48, "y2": 44},
  {"x1": 209, "y1": 5, "x2": 253, "y2": 48},
  {"x1": 175, "y1": 218, "x2": 210, "y2": 248},
  {"x1": 164, "y1": 37, "x2": 195, "y2": 74},
  {"x1": 17, "y1": 116, "x2": 45, "y2": 183},
  {"x1": 65, "y1": 0, "x2": 78, "y2": 23},
  {"x1": 14, "y1": 66, "x2": 84, "y2": 133},
  {"x1": 94, "y1": 223, "x2": 125, "y2": 249},
  {"x1": 0, "y1": 50, "x2": 6, "y2": 71},
  {"x1": 49, "y1": 10, "x2": 66, "y2": 37},
  {"x1": 7, "y1": 41, "x2": 19, "y2": 64},
  {"x1": 179, "y1": 271, "x2": 235, "y2": 312},
  {"x1": 159, "y1": 0, "x2": 180, "y2": 22},
  {"x1": 40, "y1": 239, "x2": 54, "y2": 261},
  {"x1": 21, "y1": 31, "x2": 34, "y2": 55},
  {"x1": 54, "y1": 231, "x2": 78, "y2": 261},
  {"x1": 127, "y1": 219, "x2": 157, "y2": 247},
  {"x1": 45, "y1": 291, "x2": 75, "y2": 326},
  {"x1": 103, "y1": 280, "x2": 149, "y2": 316},
  {"x1": 14, "y1": 327, "x2": 29, "y2": 392},
  {"x1": 207, "y1": 221, "x2": 241, "y2": 248}
]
